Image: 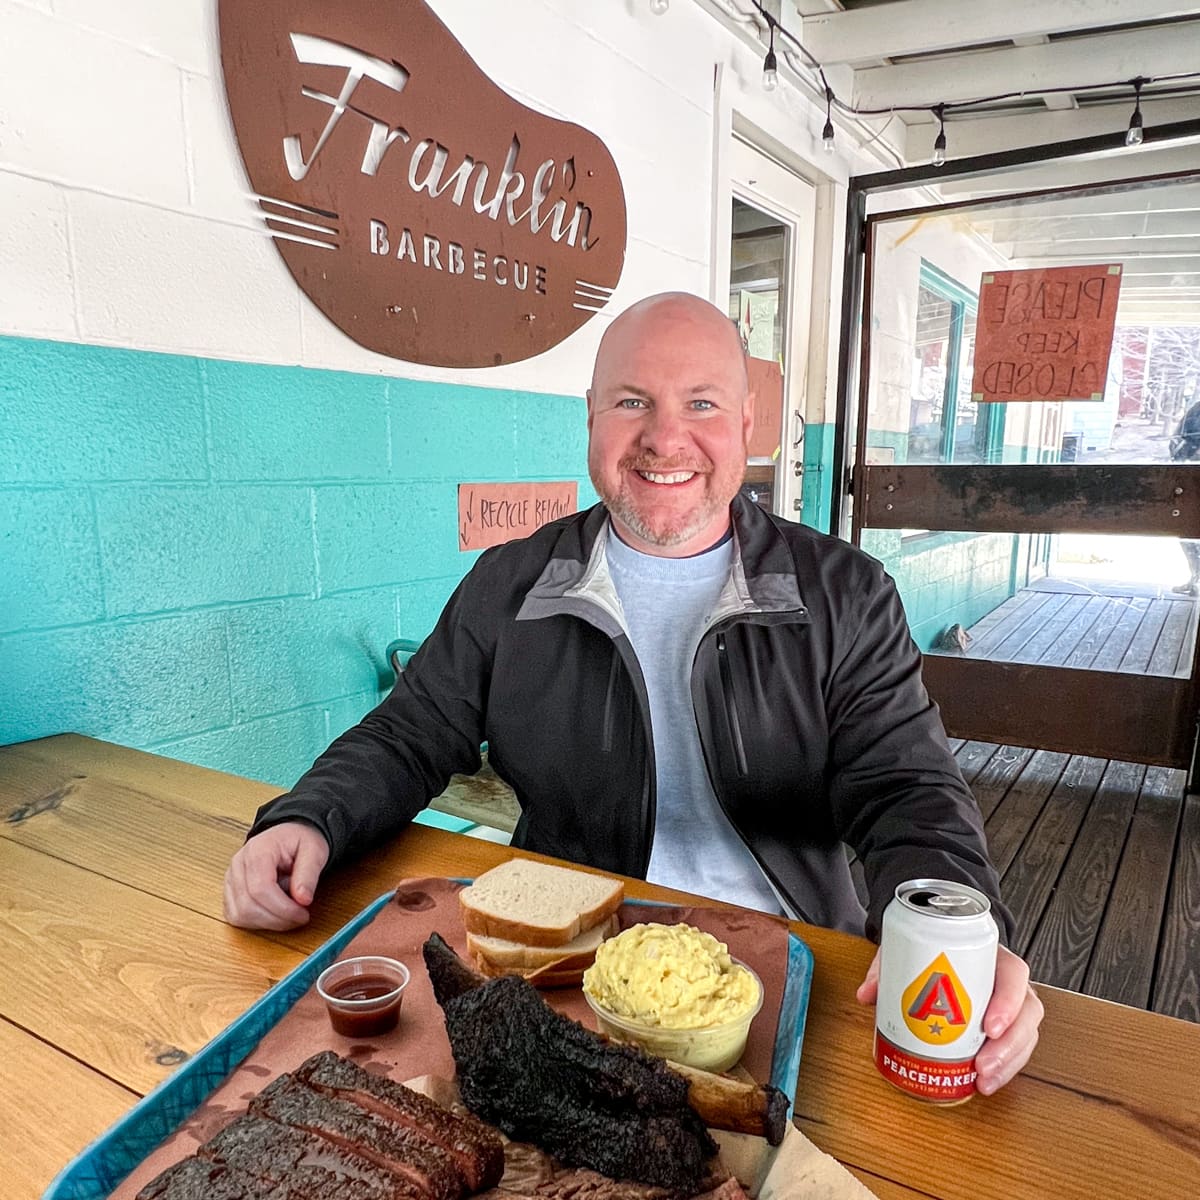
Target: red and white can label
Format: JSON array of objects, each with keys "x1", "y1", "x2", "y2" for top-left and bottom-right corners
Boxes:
[{"x1": 874, "y1": 1031, "x2": 978, "y2": 1102}]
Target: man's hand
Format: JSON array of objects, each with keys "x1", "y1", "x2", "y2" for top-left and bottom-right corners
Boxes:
[
  {"x1": 223, "y1": 821, "x2": 330, "y2": 930},
  {"x1": 856, "y1": 943, "x2": 1044, "y2": 1095}
]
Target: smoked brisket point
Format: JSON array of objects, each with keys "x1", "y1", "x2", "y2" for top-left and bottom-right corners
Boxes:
[
  {"x1": 250, "y1": 1074, "x2": 467, "y2": 1200},
  {"x1": 423, "y1": 933, "x2": 718, "y2": 1194},
  {"x1": 136, "y1": 1156, "x2": 288, "y2": 1200},
  {"x1": 294, "y1": 1050, "x2": 504, "y2": 1190}
]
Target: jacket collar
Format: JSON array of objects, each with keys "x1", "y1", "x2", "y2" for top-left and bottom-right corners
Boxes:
[{"x1": 516, "y1": 495, "x2": 808, "y2": 627}]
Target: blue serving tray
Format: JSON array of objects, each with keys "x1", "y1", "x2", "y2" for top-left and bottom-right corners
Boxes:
[{"x1": 44, "y1": 890, "x2": 813, "y2": 1200}]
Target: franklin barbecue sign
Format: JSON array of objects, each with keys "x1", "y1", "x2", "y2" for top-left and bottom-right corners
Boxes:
[{"x1": 218, "y1": 0, "x2": 627, "y2": 367}]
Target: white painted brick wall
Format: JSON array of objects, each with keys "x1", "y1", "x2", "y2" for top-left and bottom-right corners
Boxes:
[{"x1": 0, "y1": 0, "x2": 883, "y2": 395}]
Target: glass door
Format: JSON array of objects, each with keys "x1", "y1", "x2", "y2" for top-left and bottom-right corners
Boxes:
[
  {"x1": 848, "y1": 172, "x2": 1200, "y2": 772},
  {"x1": 726, "y1": 137, "x2": 815, "y2": 520}
]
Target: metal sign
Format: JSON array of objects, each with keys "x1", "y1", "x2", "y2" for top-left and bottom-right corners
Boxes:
[{"x1": 218, "y1": 0, "x2": 627, "y2": 367}]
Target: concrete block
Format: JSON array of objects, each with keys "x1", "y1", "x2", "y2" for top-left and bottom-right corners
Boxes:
[
  {"x1": 183, "y1": 68, "x2": 255, "y2": 221},
  {"x1": 0, "y1": 489, "x2": 103, "y2": 634},
  {"x1": 70, "y1": 191, "x2": 304, "y2": 361},
  {"x1": 153, "y1": 706, "x2": 329, "y2": 789},
  {"x1": 510, "y1": 391, "x2": 589, "y2": 478},
  {"x1": 205, "y1": 357, "x2": 389, "y2": 481},
  {"x1": 315, "y1": 482, "x2": 469, "y2": 592},
  {"x1": 226, "y1": 591, "x2": 397, "y2": 720},
  {"x1": 0, "y1": 173, "x2": 76, "y2": 338},
  {"x1": 389, "y1": 380, "x2": 518, "y2": 479},
  {"x1": 95, "y1": 484, "x2": 314, "y2": 615},
  {"x1": 54, "y1": 0, "x2": 217, "y2": 76},
  {"x1": 0, "y1": 3, "x2": 188, "y2": 205},
  {"x1": 0, "y1": 611, "x2": 232, "y2": 745},
  {"x1": 0, "y1": 336, "x2": 207, "y2": 484}
]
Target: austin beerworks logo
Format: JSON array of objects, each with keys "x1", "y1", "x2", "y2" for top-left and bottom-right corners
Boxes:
[
  {"x1": 901, "y1": 953, "x2": 972, "y2": 1045},
  {"x1": 218, "y1": 0, "x2": 627, "y2": 367}
]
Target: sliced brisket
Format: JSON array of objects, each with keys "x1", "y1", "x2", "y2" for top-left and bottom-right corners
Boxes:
[
  {"x1": 135, "y1": 1155, "x2": 288, "y2": 1200},
  {"x1": 294, "y1": 1050, "x2": 504, "y2": 1191},
  {"x1": 251, "y1": 1073, "x2": 467, "y2": 1200}
]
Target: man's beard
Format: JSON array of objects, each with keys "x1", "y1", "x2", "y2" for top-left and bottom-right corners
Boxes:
[{"x1": 592, "y1": 455, "x2": 739, "y2": 550}]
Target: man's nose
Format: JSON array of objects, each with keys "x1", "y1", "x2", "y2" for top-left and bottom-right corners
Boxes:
[{"x1": 638, "y1": 405, "x2": 689, "y2": 457}]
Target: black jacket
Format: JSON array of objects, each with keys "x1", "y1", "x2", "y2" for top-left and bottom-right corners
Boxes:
[{"x1": 251, "y1": 497, "x2": 1009, "y2": 942}]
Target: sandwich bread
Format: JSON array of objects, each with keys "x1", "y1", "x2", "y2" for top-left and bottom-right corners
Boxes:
[{"x1": 458, "y1": 859, "x2": 624, "y2": 986}]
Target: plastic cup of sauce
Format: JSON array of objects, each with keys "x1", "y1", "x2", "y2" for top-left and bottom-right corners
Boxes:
[{"x1": 316, "y1": 955, "x2": 410, "y2": 1037}]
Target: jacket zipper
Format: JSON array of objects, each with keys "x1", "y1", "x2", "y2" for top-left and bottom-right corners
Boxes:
[
  {"x1": 716, "y1": 632, "x2": 749, "y2": 777},
  {"x1": 601, "y1": 652, "x2": 619, "y2": 753}
]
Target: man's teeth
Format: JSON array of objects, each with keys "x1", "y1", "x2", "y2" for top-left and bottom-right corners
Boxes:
[{"x1": 638, "y1": 470, "x2": 695, "y2": 484}]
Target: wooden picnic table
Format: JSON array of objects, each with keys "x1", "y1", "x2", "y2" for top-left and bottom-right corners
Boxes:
[{"x1": 2, "y1": 734, "x2": 1198, "y2": 1199}]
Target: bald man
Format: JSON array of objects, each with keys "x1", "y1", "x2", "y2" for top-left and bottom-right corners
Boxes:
[{"x1": 225, "y1": 293, "x2": 1042, "y2": 1092}]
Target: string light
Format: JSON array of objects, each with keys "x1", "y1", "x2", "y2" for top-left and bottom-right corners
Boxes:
[
  {"x1": 732, "y1": 0, "x2": 1197, "y2": 156},
  {"x1": 649, "y1": 0, "x2": 669, "y2": 15},
  {"x1": 932, "y1": 104, "x2": 947, "y2": 167},
  {"x1": 821, "y1": 85, "x2": 835, "y2": 152},
  {"x1": 1126, "y1": 76, "x2": 1145, "y2": 145},
  {"x1": 762, "y1": 19, "x2": 778, "y2": 92}
]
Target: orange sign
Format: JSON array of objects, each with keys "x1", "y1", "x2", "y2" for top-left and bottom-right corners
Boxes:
[
  {"x1": 746, "y1": 356, "x2": 784, "y2": 459},
  {"x1": 458, "y1": 482, "x2": 578, "y2": 551},
  {"x1": 972, "y1": 264, "x2": 1122, "y2": 402}
]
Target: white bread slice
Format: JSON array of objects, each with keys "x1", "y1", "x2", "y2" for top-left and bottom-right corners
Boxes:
[
  {"x1": 467, "y1": 914, "x2": 619, "y2": 971},
  {"x1": 458, "y1": 859, "x2": 625, "y2": 947},
  {"x1": 470, "y1": 954, "x2": 589, "y2": 990}
]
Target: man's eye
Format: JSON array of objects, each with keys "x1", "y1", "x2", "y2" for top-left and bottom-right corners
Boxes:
[
  {"x1": 691, "y1": 399, "x2": 714, "y2": 410},
  {"x1": 619, "y1": 397, "x2": 648, "y2": 409}
]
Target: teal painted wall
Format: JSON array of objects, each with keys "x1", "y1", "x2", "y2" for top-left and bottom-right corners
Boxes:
[
  {"x1": 0, "y1": 335, "x2": 596, "y2": 801},
  {"x1": 800, "y1": 421, "x2": 836, "y2": 533}
]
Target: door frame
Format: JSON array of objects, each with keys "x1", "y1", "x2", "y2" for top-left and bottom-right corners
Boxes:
[{"x1": 832, "y1": 120, "x2": 1200, "y2": 775}]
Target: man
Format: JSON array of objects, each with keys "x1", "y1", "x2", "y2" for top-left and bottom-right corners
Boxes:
[{"x1": 225, "y1": 292, "x2": 1042, "y2": 1093}]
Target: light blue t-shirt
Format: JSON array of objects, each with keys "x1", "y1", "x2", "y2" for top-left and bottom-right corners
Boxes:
[{"x1": 605, "y1": 529, "x2": 784, "y2": 915}]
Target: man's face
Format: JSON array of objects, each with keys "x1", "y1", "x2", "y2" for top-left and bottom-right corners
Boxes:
[{"x1": 586, "y1": 296, "x2": 754, "y2": 558}]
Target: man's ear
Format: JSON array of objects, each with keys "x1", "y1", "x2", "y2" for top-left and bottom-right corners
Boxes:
[
  {"x1": 585, "y1": 388, "x2": 595, "y2": 432},
  {"x1": 742, "y1": 388, "x2": 756, "y2": 449}
]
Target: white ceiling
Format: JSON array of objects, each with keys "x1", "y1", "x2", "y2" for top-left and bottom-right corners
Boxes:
[
  {"x1": 790, "y1": 0, "x2": 1200, "y2": 166},
  {"x1": 703, "y1": 1, "x2": 1200, "y2": 323}
]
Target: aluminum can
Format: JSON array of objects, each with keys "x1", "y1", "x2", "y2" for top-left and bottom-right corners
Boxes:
[{"x1": 873, "y1": 879, "x2": 998, "y2": 1104}]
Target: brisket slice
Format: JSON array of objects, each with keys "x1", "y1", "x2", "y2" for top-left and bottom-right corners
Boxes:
[
  {"x1": 251, "y1": 1073, "x2": 467, "y2": 1200},
  {"x1": 423, "y1": 934, "x2": 718, "y2": 1195},
  {"x1": 201, "y1": 1112, "x2": 412, "y2": 1200},
  {"x1": 135, "y1": 1154, "x2": 288, "y2": 1200},
  {"x1": 294, "y1": 1050, "x2": 504, "y2": 1191}
]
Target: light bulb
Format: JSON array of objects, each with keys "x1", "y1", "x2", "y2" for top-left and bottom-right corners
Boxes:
[
  {"x1": 649, "y1": 0, "x2": 669, "y2": 14},
  {"x1": 822, "y1": 118, "x2": 836, "y2": 153},
  {"x1": 1126, "y1": 110, "x2": 1144, "y2": 146},
  {"x1": 762, "y1": 48, "x2": 778, "y2": 92},
  {"x1": 932, "y1": 130, "x2": 947, "y2": 167}
]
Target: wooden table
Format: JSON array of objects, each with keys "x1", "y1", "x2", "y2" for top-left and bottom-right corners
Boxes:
[{"x1": 3, "y1": 735, "x2": 1198, "y2": 1200}]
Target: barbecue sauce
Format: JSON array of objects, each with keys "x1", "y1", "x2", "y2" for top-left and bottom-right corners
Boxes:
[{"x1": 325, "y1": 974, "x2": 403, "y2": 1037}]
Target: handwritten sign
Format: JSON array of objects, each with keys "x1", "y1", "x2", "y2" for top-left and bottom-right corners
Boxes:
[
  {"x1": 458, "y1": 481, "x2": 578, "y2": 551},
  {"x1": 746, "y1": 356, "x2": 784, "y2": 460},
  {"x1": 972, "y1": 264, "x2": 1122, "y2": 403}
]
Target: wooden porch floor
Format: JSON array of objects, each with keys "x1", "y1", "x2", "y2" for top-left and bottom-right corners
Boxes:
[{"x1": 950, "y1": 580, "x2": 1199, "y2": 1025}]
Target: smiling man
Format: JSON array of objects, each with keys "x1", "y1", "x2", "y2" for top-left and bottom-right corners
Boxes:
[{"x1": 224, "y1": 291, "x2": 1042, "y2": 1094}]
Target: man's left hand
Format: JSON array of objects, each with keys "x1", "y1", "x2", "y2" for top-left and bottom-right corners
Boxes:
[{"x1": 856, "y1": 943, "x2": 1044, "y2": 1095}]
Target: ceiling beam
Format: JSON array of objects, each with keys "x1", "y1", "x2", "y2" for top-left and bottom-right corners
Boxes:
[
  {"x1": 852, "y1": 23, "x2": 1200, "y2": 110},
  {"x1": 797, "y1": 0, "x2": 1200, "y2": 66},
  {"x1": 903, "y1": 98, "x2": 1200, "y2": 163}
]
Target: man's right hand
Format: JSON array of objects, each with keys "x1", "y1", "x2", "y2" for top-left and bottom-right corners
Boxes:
[{"x1": 223, "y1": 821, "x2": 331, "y2": 930}]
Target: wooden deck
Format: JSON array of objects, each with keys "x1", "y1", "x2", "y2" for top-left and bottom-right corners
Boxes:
[{"x1": 430, "y1": 580, "x2": 1200, "y2": 1026}]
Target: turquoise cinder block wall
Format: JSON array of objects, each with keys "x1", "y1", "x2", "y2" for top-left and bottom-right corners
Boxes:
[{"x1": 0, "y1": 335, "x2": 596, "y2": 794}]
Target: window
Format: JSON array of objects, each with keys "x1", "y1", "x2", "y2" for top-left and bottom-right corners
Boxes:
[{"x1": 908, "y1": 263, "x2": 1004, "y2": 465}]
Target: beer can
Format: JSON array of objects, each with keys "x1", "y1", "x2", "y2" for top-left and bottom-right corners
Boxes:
[{"x1": 873, "y1": 879, "x2": 999, "y2": 1104}]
